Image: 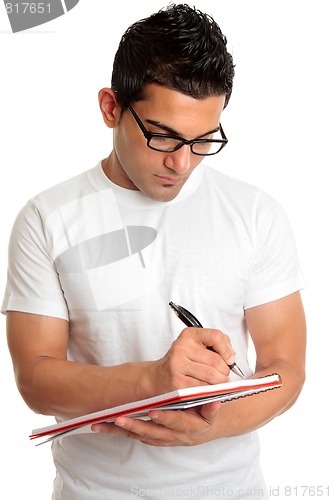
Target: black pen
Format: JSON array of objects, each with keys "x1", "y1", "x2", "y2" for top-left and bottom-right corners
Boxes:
[{"x1": 169, "y1": 301, "x2": 245, "y2": 379}]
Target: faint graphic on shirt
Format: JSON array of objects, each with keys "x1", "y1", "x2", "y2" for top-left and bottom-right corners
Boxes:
[
  {"x1": 55, "y1": 225, "x2": 162, "y2": 309},
  {"x1": 55, "y1": 226, "x2": 157, "y2": 272},
  {"x1": 46, "y1": 190, "x2": 164, "y2": 310}
]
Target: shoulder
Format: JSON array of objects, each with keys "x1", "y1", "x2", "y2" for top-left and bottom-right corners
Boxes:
[
  {"x1": 203, "y1": 165, "x2": 264, "y2": 198},
  {"x1": 27, "y1": 163, "x2": 104, "y2": 219},
  {"x1": 201, "y1": 165, "x2": 284, "y2": 219}
]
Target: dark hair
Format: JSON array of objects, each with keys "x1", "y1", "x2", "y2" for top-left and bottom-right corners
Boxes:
[{"x1": 111, "y1": 3, "x2": 235, "y2": 109}]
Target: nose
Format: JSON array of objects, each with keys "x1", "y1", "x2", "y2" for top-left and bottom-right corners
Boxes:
[{"x1": 164, "y1": 145, "x2": 191, "y2": 174}]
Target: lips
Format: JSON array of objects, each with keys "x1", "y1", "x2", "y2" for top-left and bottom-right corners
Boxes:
[{"x1": 155, "y1": 174, "x2": 182, "y2": 185}]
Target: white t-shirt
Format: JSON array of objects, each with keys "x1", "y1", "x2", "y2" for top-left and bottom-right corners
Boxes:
[{"x1": 2, "y1": 162, "x2": 305, "y2": 499}]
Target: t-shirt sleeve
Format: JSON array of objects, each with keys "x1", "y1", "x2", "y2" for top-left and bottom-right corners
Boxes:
[
  {"x1": 1, "y1": 201, "x2": 69, "y2": 320},
  {"x1": 243, "y1": 191, "x2": 305, "y2": 309}
]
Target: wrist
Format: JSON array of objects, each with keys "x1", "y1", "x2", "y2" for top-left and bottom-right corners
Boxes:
[{"x1": 132, "y1": 361, "x2": 159, "y2": 401}]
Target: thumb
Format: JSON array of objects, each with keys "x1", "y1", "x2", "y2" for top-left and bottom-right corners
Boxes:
[{"x1": 199, "y1": 401, "x2": 221, "y2": 423}]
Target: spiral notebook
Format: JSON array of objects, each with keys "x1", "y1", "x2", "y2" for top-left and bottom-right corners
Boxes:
[{"x1": 30, "y1": 373, "x2": 282, "y2": 445}]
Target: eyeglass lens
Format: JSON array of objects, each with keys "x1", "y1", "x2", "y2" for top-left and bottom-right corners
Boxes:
[{"x1": 148, "y1": 133, "x2": 224, "y2": 155}]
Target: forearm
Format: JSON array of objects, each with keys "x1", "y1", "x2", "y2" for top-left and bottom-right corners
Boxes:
[
  {"x1": 8, "y1": 311, "x2": 234, "y2": 423},
  {"x1": 202, "y1": 292, "x2": 307, "y2": 440},
  {"x1": 7, "y1": 312, "x2": 159, "y2": 420},
  {"x1": 18, "y1": 357, "x2": 156, "y2": 420},
  {"x1": 16, "y1": 326, "x2": 233, "y2": 421},
  {"x1": 198, "y1": 359, "x2": 305, "y2": 442}
]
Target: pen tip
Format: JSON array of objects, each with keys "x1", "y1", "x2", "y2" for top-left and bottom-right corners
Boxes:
[{"x1": 235, "y1": 366, "x2": 246, "y2": 378}]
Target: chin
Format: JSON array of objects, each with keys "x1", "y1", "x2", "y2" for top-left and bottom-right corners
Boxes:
[
  {"x1": 153, "y1": 186, "x2": 184, "y2": 202},
  {"x1": 138, "y1": 181, "x2": 182, "y2": 202}
]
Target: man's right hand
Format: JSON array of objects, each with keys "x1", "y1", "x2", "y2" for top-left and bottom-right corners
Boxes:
[{"x1": 148, "y1": 327, "x2": 235, "y2": 395}]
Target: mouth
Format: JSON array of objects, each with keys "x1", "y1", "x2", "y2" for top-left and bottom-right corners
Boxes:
[{"x1": 154, "y1": 174, "x2": 183, "y2": 186}]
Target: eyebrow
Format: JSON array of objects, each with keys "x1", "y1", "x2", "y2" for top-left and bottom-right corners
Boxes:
[{"x1": 145, "y1": 119, "x2": 219, "y2": 139}]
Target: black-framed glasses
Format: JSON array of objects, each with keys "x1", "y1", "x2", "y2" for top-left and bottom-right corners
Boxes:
[{"x1": 127, "y1": 103, "x2": 228, "y2": 156}]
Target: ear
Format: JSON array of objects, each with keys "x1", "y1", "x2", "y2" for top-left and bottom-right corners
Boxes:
[{"x1": 98, "y1": 88, "x2": 121, "y2": 128}]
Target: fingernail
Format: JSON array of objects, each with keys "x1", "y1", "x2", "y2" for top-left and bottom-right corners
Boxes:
[
  {"x1": 115, "y1": 418, "x2": 126, "y2": 428},
  {"x1": 226, "y1": 354, "x2": 235, "y2": 365},
  {"x1": 149, "y1": 411, "x2": 159, "y2": 421}
]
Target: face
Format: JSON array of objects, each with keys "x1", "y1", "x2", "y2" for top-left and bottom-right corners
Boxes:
[{"x1": 103, "y1": 84, "x2": 226, "y2": 202}]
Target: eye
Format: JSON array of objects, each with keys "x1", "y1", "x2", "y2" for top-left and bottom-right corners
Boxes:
[
  {"x1": 153, "y1": 136, "x2": 170, "y2": 143},
  {"x1": 150, "y1": 136, "x2": 181, "y2": 148},
  {"x1": 193, "y1": 142, "x2": 212, "y2": 152}
]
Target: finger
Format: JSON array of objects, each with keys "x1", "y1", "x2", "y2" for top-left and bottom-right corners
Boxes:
[
  {"x1": 114, "y1": 415, "x2": 168, "y2": 437},
  {"x1": 199, "y1": 401, "x2": 222, "y2": 423},
  {"x1": 148, "y1": 406, "x2": 218, "y2": 433},
  {"x1": 159, "y1": 340, "x2": 231, "y2": 389},
  {"x1": 113, "y1": 415, "x2": 177, "y2": 445},
  {"x1": 91, "y1": 422, "x2": 131, "y2": 437},
  {"x1": 178, "y1": 359, "x2": 230, "y2": 385},
  {"x1": 167, "y1": 330, "x2": 233, "y2": 385},
  {"x1": 195, "y1": 328, "x2": 236, "y2": 365},
  {"x1": 177, "y1": 327, "x2": 235, "y2": 367}
]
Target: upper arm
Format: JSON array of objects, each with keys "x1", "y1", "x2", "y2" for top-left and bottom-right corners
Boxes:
[
  {"x1": 245, "y1": 291, "x2": 306, "y2": 377},
  {"x1": 6, "y1": 311, "x2": 69, "y2": 388}
]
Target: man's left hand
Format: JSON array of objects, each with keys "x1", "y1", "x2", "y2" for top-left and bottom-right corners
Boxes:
[{"x1": 91, "y1": 401, "x2": 221, "y2": 446}]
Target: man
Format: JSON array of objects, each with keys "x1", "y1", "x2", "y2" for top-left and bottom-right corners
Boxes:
[{"x1": 2, "y1": 4, "x2": 306, "y2": 499}]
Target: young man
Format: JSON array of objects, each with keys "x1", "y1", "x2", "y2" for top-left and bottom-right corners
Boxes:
[{"x1": 2, "y1": 4, "x2": 306, "y2": 499}]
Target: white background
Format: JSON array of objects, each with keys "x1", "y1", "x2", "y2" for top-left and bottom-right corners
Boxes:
[{"x1": 0, "y1": 1, "x2": 332, "y2": 498}]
